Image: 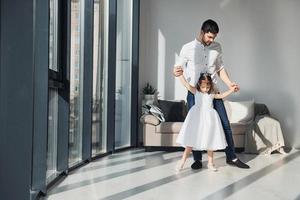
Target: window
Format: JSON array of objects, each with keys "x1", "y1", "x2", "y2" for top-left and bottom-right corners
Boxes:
[
  {"x1": 49, "y1": 0, "x2": 59, "y2": 72},
  {"x1": 46, "y1": 0, "x2": 59, "y2": 183},
  {"x1": 69, "y1": 0, "x2": 85, "y2": 166},
  {"x1": 92, "y1": 0, "x2": 108, "y2": 155},
  {"x1": 46, "y1": 89, "x2": 58, "y2": 183},
  {"x1": 115, "y1": 0, "x2": 133, "y2": 149}
]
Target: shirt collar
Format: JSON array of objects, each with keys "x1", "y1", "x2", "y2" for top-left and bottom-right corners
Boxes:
[{"x1": 195, "y1": 38, "x2": 205, "y2": 47}]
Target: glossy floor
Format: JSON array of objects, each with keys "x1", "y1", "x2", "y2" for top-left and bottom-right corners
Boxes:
[{"x1": 44, "y1": 148, "x2": 300, "y2": 200}]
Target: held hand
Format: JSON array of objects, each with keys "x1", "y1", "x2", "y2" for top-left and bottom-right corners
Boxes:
[
  {"x1": 230, "y1": 82, "x2": 240, "y2": 92},
  {"x1": 229, "y1": 85, "x2": 237, "y2": 92},
  {"x1": 173, "y1": 66, "x2": 183, "y2": 77}
]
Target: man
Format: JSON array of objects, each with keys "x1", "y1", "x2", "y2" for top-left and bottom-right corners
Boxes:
[{"x1": 173, "y1": 19, "x2": 249, "y2": 169}]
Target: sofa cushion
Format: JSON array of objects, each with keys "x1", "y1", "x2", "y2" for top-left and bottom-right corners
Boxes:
[
  {"x1": 158, "y1": 100, "x2": 187, "y2": 122},
  {"x1": 155, "y1": 122, "x2": 183, "y2": 133},
  {"x1": 224, "y1": 100, "x2": 255, "y2": 123}
]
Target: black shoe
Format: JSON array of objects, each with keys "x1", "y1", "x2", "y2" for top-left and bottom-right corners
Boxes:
[
  {"x1": 226, "y1": 159, "x2": 250, "y2": 169},
  {"x1": 191, "y1": 160, "x2": 202, "y2": 170}
]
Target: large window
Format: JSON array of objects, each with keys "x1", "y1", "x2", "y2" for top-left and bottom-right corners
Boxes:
[
  {"x1": 92, "y1": 0, "x2": 108, "y2": 155},
  {"x1": 69, "y1": 0, "x2": 85, "y2": 166},
  {"x1": 30, "y1": 0, "x2": 139, "y2": 195},
  {"x1": 115, "y1": 0, "x2": 133, "y2": 149},
  {"x1": 45, "y1": 0, "x2": 137, "y2": 183}
]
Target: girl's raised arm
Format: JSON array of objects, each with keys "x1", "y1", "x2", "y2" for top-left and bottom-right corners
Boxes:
[
  {"x1": 214, "y1": 85, "x2": 235, "y2": 99},
  {"x1": 179, "y1": 75, "x2": 196, "y2": 94}
]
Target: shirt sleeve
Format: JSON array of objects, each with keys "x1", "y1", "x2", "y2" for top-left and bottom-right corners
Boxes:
[
  {"x1": 174, "y1": 46, "x2": 188, "y2": 67},
  {"x1": 215, "y1": 44, "x2": 225, "y2": 72}
]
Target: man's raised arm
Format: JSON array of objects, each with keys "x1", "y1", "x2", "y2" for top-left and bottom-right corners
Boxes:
[{"x1": 218, "y1": 68, "x2": 240, "y2": 92}]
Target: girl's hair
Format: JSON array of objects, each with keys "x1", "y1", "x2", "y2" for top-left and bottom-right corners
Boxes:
[{"x1": 196, "y1": 73, "x2": 214, "y2": 94}]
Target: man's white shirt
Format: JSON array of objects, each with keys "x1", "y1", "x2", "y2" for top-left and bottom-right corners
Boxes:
[{"x1": 175, "y1": 39, "x2": 224, "y2": 87}]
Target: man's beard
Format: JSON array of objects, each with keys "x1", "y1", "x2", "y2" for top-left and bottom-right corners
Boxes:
[{"x1": 205, "y1": 41, "x2": 211, "y2": 46}]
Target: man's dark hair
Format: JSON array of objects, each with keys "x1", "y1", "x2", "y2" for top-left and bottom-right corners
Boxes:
[{"x1": 201, "y1": 19, "x2": 219, "y2": 34}]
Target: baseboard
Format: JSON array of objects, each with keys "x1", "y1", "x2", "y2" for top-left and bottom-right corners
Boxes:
[
  {"x1": 144, "y1": 146, "x2": 245, "y2": 153},
  {"x1": 235, "y1": 147, "x2": 245, "y2": 153},
  {"x1": 145, "y1": 146, "x2": 184, "y2": 152}
]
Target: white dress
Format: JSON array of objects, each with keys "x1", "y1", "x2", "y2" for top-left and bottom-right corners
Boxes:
[{"x1": 176, "y1": 91, "x2": 227, "y2": 150}]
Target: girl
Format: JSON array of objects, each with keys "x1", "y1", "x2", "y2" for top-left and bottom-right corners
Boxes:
[{"x1": 176, "y1": 73, "x2": 236, "y2": 171}]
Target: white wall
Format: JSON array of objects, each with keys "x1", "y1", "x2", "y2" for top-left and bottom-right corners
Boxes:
[{"x1": 139, "y1": 0, "x2": 300, "y2": 148}]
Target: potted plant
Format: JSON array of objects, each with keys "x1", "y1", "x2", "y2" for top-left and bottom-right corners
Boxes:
[{"x1": 142, "y1": 82, "x2": 157, "y2": 104}]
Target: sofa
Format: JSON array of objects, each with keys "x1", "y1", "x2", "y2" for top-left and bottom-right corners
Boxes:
[{"x1": 141, "y1": 99, "x2": 268, "y2": 151}]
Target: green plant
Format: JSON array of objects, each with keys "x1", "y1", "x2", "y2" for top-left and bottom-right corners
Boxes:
[{"x1": 142, "y1": 82, "x2": 156, "y2": 95}]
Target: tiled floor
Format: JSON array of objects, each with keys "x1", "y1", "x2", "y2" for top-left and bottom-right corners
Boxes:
[{"x1": 44, "y1": 148, "x2": 300, "y2": 200}]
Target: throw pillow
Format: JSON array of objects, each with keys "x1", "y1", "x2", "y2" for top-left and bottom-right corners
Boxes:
[
  {"x1": 224, "y1": 100, "x2": 255, "y2": 123},
  {"x1": 142, "y1": 104, "x2": 165, "y2": 122},
  {"x1": 158, "y1": 100, "x2": 186, "y2": 122}
]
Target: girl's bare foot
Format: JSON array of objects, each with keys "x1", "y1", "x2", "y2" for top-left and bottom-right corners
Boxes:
[
  {"x1": 207, "y1": 163, "x2": 218, "y2": 171},
  {"x1": 175, "y1": 160, "x2": 185, "y2": 172}
]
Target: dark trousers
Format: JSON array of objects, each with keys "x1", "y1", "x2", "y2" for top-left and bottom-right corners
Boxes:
[{"x1": 187, "y1": 91, "x2": 237, "y2": 161}]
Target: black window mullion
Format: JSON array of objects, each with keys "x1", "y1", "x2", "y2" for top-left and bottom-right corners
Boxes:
[
  {"x1": 31, "y1": 0, "x2": 50, "y2": 197},
  {"x1": 81, "y1": 0, "x2": 93, "y2": 161},
  {"x1": 130, "y1": 0, "x2": 140, "y2": 147},
  {"x1": 107, "y1": 0, "x2": 117, "y2": 152}
]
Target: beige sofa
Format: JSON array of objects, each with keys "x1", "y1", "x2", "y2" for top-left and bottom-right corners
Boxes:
[{"x1": 141, "y1": 100, "x2": 267, "y2": 151}]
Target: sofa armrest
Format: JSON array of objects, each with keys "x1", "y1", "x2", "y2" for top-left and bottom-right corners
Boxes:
[{"x1": 140, "y1": 114, "x2": 160, "y2": 126}]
